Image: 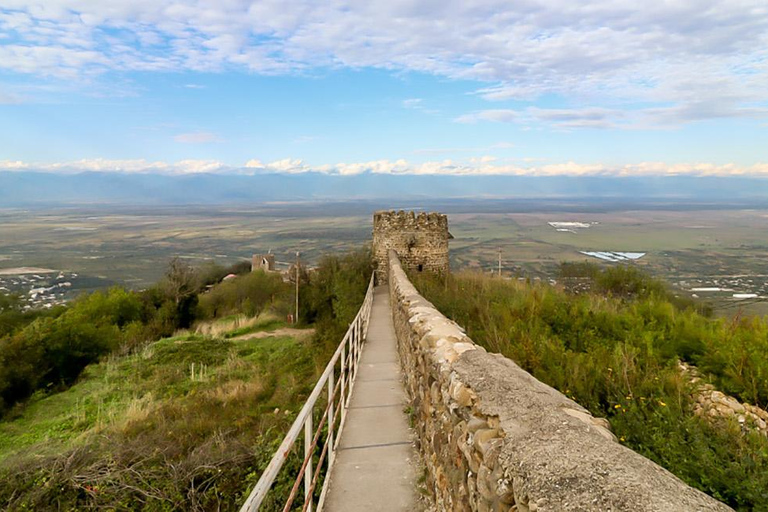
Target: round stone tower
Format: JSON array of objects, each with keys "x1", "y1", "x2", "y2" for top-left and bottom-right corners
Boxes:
[{"x1": 372, "y1": 210, "x2": 451, "y2": 283}]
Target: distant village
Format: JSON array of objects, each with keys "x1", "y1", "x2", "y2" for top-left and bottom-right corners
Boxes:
[
  {"x1": 0, "y1": 269, "x2": 77, "y2": 311},
  {"x1": 2, "y1": 240, "x2": 765, "y2": 313}
]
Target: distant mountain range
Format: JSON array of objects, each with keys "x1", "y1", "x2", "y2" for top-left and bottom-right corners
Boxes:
[{"x1": 1, "y1": 171, "x2": 767, "y2": 206}]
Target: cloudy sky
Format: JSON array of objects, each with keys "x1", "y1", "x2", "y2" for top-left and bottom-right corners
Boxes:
[{"x1": 1, "y1": 0, "x2": 767, "y2": 176}]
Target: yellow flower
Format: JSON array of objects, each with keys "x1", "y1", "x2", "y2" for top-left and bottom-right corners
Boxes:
[
  {"x1": 614, "y1": 404, "x2": 621, "y2": 409},
  {"x1": 658, "y1": 400, "x2": 667, "y2": 407},
  {"x1": 620, "y1": 436, "x2": 625, "y2": 442}
]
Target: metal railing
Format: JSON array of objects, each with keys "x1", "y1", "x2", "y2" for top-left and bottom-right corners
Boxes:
[{"x1": 240, "y1": 273, "x2": 376, "y2": 512}]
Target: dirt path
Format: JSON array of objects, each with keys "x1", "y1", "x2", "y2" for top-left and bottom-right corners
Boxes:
[{"x1": 234, "y1": 327, "x2": 315, "y2": 340}]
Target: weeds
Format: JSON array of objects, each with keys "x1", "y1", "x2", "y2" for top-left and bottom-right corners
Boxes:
[{"x1": 414, "y1": 269, "x2": 768, "y2": 510}]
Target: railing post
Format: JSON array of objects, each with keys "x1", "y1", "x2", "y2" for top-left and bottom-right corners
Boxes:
[
  {"x1": 327, "y1": 367, "x2": 335, "y2": 468},
  {"x1": 304, "y1": 415, "x2": 313, "y2": 512},
  {"x1": 340, "y1": 344, "x2": 346, "y2": 423},
  {"x1": 350, "y1": 327, "x2": 357, "y2": 387},
  {"x1": 356, "y1": 319, "x2": 362, "y2": 362}
]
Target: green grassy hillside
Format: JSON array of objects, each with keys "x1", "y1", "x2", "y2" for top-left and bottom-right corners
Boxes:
[
  {"x1": 0, "y1": 326, "x2": 320, "y2": 510},
  {"x1": 0, "y1": 247, "x2": 373, "y2": 511},
  {"x1": 414, "y1": 267, "x2": 768, "y2": 511}
]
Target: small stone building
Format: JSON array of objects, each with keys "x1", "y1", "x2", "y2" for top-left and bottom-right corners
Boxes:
[
  {"x1": 372, "y1": 210, "x2": 452, "y2": 282},
  {"x1": 252, "y1": 253, "x2": 276, "y2": 272}
]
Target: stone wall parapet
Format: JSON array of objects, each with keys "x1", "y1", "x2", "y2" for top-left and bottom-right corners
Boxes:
[{"x1": 387, "y1": 249, "x2": 731, "y2": 512}]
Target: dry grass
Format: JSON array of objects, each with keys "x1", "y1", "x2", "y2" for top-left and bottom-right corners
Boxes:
[{"x1": 193, "y1": 313, "x2": 274, "y2": 337}]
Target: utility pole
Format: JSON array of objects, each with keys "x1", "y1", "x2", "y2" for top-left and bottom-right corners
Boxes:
[
  {"x1": 498, "y1": 247, "x2": 502, "y2": 278},
  {"x1": 295, "y1": 251, "x2": 300, "y2": 325}
]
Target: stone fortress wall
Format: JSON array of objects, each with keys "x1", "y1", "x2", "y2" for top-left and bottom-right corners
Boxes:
[
  {"x1": 386, "y1": 249, "x2": 731, "y2": 511},
  {"x1": 372, "y1": 210, "x2": 450, "y2": 283}
]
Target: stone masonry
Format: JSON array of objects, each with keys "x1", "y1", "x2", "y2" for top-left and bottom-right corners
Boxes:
[
  {"x1": 680, "y1": 362, "x2": 768, "y2": 435},
  {"x1": 251, "y1": 253, "x2": 275, "y2": 272},
  {"x1": 372, "y1": 210, "x2": 451, "y2": 283},
  {"x1": 387, "y1": 250, "x2": 731, "y2": 512}
]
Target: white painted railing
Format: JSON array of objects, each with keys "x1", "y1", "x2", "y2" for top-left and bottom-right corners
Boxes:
[{"x1": 240, "y1": 273, "x2": 375, "y2": 512}]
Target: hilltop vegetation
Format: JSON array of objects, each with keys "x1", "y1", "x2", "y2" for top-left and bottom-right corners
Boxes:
[
  {"x1": 0, "y1": 248, "x2": 373, "y2": 511},
  {"x1": 414, "y1": 265, "x2": 768, "y2": 510}
]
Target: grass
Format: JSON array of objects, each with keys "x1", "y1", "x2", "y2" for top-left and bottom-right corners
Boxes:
[
  {"x1": 193, "y1": 312, "x2": 286, "y2": 339},
  {"x1": 0, "y1": 329, "x2": 328, "y2": 510},
  {"x1": 224, "y1": 318, "x2": 286, "y2": 339}
]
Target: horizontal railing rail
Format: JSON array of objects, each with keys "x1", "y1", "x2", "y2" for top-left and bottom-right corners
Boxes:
[{"x1": 240, "y1": 273, "x2": 375, "y2": 512}]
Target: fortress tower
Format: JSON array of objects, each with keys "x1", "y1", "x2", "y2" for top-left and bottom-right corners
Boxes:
[
  {"x1": 252, "y1": 253, "x2": 276, "y2": 272},
  {"x1": 372, "y1": 210, "x2": 451, "y2": 282}
]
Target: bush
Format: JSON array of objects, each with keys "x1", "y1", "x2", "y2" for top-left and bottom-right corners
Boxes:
[
  {"x1": 197, "y1": 270, "x2": 290, "y2": 320},
  {"x1": 301, "y1": 247, "x2": 373, "y2": 347}
]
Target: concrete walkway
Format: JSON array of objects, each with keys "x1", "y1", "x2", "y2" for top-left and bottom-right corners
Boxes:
[{"x1": 323, "y1": 285, "x2": 420, "y2": 511}]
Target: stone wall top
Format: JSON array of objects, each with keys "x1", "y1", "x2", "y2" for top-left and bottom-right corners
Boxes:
[
  {"x1": 388, "y1": 249, "x2": 731, "y2": 512},
  {"x1": 373, "y1": 210, "x2": 449, "y2": 231}
]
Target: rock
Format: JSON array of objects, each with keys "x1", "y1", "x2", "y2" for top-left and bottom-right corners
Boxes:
[
  {"x1": 477, "y1": 465, "x2": 496, "y2": 501},
  {"x1": 451, "y1": 381, "x2": 474, "y2": 407},
  {"x1": 468, "y1": 416, "x2": 489, "y2": 433},
  {"x1": 474, "y1": 428, "x2": 501, "y2": 455}
]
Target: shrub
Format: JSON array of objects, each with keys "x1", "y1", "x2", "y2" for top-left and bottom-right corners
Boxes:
[{"x1": 197, "y1": 270, "x2": 290, "y2": 320}]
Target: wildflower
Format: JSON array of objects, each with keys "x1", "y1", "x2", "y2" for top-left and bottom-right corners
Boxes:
[
  {"x1": 658, "y1": 400, "x2": 667, "y2": 407},
  {"x1": 614, "y1": 404, "x2": 621, "y2": 409},
  {"x1": 620, "y1": 436, "x2": 625, "y2": 442}
]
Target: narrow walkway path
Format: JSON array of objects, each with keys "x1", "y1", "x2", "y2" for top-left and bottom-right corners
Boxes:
[{"x1": 323, "y1": 285, "x2": 420, "y2": 511}]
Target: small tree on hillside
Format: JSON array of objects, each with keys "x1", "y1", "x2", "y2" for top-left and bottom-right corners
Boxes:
[{"x1": 162, "y1": 257, "x2": 199, "y2": 329}]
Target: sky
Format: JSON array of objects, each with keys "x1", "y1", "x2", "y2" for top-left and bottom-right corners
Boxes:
[{"x1": 0, "y1": 0, "x2": 767, "y2": 177}]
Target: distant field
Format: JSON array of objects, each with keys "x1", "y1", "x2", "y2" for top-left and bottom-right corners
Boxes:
[
  {"x1": 1, "y1": 202, "x2": 766, "y2": 315},
  {"x1": 0, "y1": 206, "x2": 371, "y2": 288}
]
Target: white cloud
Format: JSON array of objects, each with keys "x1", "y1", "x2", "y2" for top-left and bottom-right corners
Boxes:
[
  {"x1": 0, "y1": 158, "x2": 225, "y2": 174},
  {"x1": 0, "y1": 160, "x2": 29, "y2": 169},
  {"x1": 453, "y1": 104, "x2": 766, "y2": 129},
  {"x1": 455, "y1": 107, "x2": 623, "y2": 128},
  {"x1": 455, "y1": 109, "x2": 520, "y2": 123},
  {"x1": 402, "y1": 98, "x2": 422, "y2": 108},
  {"x1": 244, "y1": 159, "x2": 265, "y2": 169},
  {"x1": 0, "y1": 1, "x2": 766, "y2": 122},
  {"x1": 3, "y1": 156, "x2": 768, "y2": 177},
  {"x1": 264, "y1": 158, "x2": 310, "y2": 173},
  {"x1": 172, "y1": 159, "x2": 227, "y2": 173},
  {"x1": 173, "y1": 131, "x2": 222, "y2": 143}
]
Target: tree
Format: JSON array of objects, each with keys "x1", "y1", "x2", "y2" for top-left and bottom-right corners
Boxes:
[{"x1": 161, "y1": 258, "x2": 199, "y2": 329}]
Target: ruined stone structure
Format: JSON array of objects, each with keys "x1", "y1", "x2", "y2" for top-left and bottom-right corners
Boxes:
[
  {"x1": 387, "y1": 250, "x2": 730, "y2": 511},
  {"x1": 372, "y1": 210, "x2": 451, "y2": 283},
  {"x1": 681, "y1": 362, "x2": 768, "y2": 435},
  {"x1": 251, "y1": 253, "x2": 275, "y2": 272}
]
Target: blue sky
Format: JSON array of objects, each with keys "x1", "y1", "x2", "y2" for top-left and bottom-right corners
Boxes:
[{"x1": 1, "y1": 1, "x2": 767, "y2": 177}]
